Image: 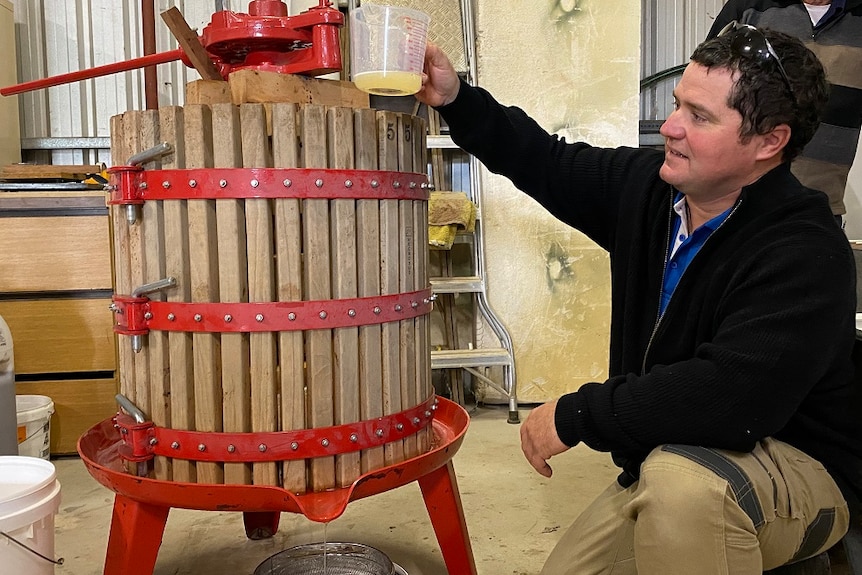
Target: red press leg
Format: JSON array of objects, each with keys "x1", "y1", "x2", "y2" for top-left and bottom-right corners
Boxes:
[
  {"x1": 243, "y1": 511, "x2": 281, "y2": 540},
  {"x1": 418, "y1": 461, "x2": 478, "y2": 575},
  {"x1": 103, "y1": 494, "x2": 170, "y2": 575}
]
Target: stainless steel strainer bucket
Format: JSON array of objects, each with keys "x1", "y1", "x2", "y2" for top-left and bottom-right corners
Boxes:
[{"x1": 253, "y1": 542, "x2": 399, "y2": 575}]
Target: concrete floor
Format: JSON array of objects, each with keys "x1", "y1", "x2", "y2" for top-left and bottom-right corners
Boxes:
[{"x1": 49, "y1": 404, "x2": 619, "y2": 575}]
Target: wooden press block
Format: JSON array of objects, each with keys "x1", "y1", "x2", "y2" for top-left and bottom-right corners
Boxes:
[
  {"x1": 0, "y1": 191, "x2": 112, "y2": 292},
  {"x1": 0, "y1": 298, "x2": 116, "y2": 375},
  {"x1": 0, "y1": 164, "x2": 103, "y2": 181},
  {"x1": 228, "y1": 69, "x2": 371, "y2": 108},
  {"x1": 17, "y1": 377, "x2": 118, "y2": 454},
  {"x1": 185, "y1": 79, "x2": 232, "y2": 105}
]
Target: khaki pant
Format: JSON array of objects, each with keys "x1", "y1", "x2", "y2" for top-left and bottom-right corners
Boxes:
[{"x1": 541, "y1": 439, "x2": 849, "y2": 575}]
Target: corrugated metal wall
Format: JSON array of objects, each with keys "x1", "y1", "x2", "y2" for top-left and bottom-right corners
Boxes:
[{"x1": 9, "y1": 0, "x2": 730, "y2": 163}]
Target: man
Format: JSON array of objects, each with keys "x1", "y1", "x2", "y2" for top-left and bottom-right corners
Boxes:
[
  {"x1": 416, "y1": 26, "x2": 862, "y2": 575},
  {"x1": 708, "y1": 0, "x2": 862, "y2": 226}
]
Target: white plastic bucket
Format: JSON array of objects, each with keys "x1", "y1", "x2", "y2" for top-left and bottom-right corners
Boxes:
[
  {"x1": 16, "y1": 396, "x2": 54, "y2": 460},
  {"x1": 0, "y1": 456, "x2": 62, "y2": 575}
]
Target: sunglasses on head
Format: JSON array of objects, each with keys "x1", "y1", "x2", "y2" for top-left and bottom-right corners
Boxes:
[{"x1": 717, "y1": 20, "x2": 797, "y2": 104}]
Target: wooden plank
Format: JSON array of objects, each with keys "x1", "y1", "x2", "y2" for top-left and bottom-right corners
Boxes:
[
  {"x1": 160, "y1": 7, "x2": 222, "y2": 80},
  {"x1": 0, "y1": 164, "x2": 102, "y2": 180},
  {"x1": 0, "y1": 298, "x2": 116, "y2": 374},
  {"x1": 396, "y1": 113, "x2": 418, "y2": 459},
  {"x1": 123, "y1": 111, "x2": 152, "y2": 437},
  {"x1": 377, "y1": 110, "x2": 404, "y2": 465},
  {"x1": 0, "y1": 216, "x2": 112, "y2": 292},
  {"x1": 241, "y1": 103, "x2": 279, "y2": 487},
  {"x1": 301, "y1": 104, "x2": 335, "y2": 492},
  {"x1": 160, "y1": 105, "x2": 196, "y2": 483},
  {"x1": 328, "y1": 106, "x2": 361, "y2": 487},
  {"x1": 185, "y1": 80, "x2": 231, "y2": 105},
  {"x1": 212, "y1": 102, "x2": 252, "y2": 486},
  {"x1": 109, "y1": 114, "x2": 136, "y2": 412},
  {"x1": 17, "y1": 377, "x2": 118, "y2": 455},
  {"x1": 184, "y1": 104, "x2": 224, "y2": 485},
  {"x1": 354, "y1": 107, "x2": 384, "y2": 473},
  {"x1": 139, "y1": 109, "x2": 172, "y2": 481},
  {"x1": 229, "y1": 70, "x2": 370, "y2": 109},
  {"x1": 412, "y1": 114, "x2": 432, "y2": 454},
  {"x1": 271, "y1": 102, "x2": 307, "y2": 494}
]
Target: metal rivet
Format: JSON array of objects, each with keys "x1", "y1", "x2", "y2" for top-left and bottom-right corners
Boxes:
[
  {"x1": 283, "y1": 179, "x2": 292, "y2": 187},
  {"x1": 144, "y1": 312, "x2": 153, "y2": 320},
  {"x1": 290, "y1": 442, "x2": 299, "y2": 450},
  {"x1": 344, "y1": 180, "x2": 353, "y2": 188},
  {"x1": 425, "y1": 411, "x2": 432, "y2": 418},
  {"x1": 409, "y1": 181, "x2": 417, "y2": 189},
  {"x1": 227, "y1": 444, "x2": 236, "y2": 453},
  {"x1": 149, "y1": 438, "x2": 158, "y2": 446},
  {"x1": 349, "y1": 433, "x2": 358, "y2": 443},
  {"x1": 395, "y1": 304, "x2": 403, "y2": 312},
  {"x1": 423, "y1": 298, "x2": 430, "y2": 305},
  {"x1": 348, "y1": 309, "x2": 356, "y2": 317},
  {"x1": 373, "y1": 307, "x2": 381, "y2": 315},
  {"x1": 255, "y1": 314, "x2": 264, "y2": 322},
  {"x1": 162, "y1": 181, "x2": 171, "y2": 189},
  {"x1": 188, "y1": 179, "x2": 197, "y2": 188},
  {"x1": 396, "y1": 423, "x2": 404, "y2": 431},
  {"x1": 431, "y1": 403, "x2": 438, "y2": 411},
  {"x1": 167, "y1": 313, "x2": 176, "y2": 321},
  {"x1": 194, "y1": 314, "x2": 202, "y2": 322},
  {"x1": 375, "y1": 429, "x2": 384, "y2": 437},
  {"x1": 140, "y1": 182, "x2": 148, "y2": 190},
  {"x1": 198, "y1": 443, "x2": 206, "y2": 452},
  {"x1": 219, "y1": 179, "x2": 228, "y2": 188},
  {"x1": 251, "y1": 179, "x2": 260, "y2": 188},
  {"x1": 224, "y1": 314, "x2": 232, "y2": 323},
  {"x1": 315, "y1": 179, "x2": 324, "y2": 188},
  {"x1": 421, "y1": 182, "x2": 429, "y2": 189},
  {"x1": 371, "y1": 180, "x2": 379, "y2": 188},
  {"x1": 411, "y1": 301, "x2": 418, "y2": 309},
  {"x1": 120, "y1": 427, "x2": 128, "y2": 434},
  {"x1": 412, "y1": 417, "x2": 420, "y2": 425},
  {"x1": 171, "y1": 441, "x2": 180, "y2": 449},
  {"x1": 319, "y1": 311, "x2": 327, "y2": 319},
  {"x1": 321, "y1": 438, "x2": 330, "y2": 447},
  {"x1": 288, "y1": 312, "x2": 296, "y2": 321},
  {"x1": 258, "y1": 444, "x2": 267, "y2": 452},
  {"x1": 393, "y1": 181, "x2": 401, "y2": 189}
]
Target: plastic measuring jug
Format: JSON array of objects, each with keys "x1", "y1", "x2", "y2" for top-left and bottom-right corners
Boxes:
[{"x1": 349, "y1": 4, "x2": 430, "y2": 96}]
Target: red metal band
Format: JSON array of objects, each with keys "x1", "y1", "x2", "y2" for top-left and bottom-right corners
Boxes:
[
  {"x1": 114, "y1": 289, "x2": 432, "y2": 335},
  {"x1": 108, "y1": 167, "x2": 429, "y2": 205},
  {"x1": 115, "y1": 395, "x2": 438, "y2": 463}
]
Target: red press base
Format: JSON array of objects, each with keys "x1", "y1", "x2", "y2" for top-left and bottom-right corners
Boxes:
[{"x1": 77, "y1": 396, "x2": 477, "y2": 575}]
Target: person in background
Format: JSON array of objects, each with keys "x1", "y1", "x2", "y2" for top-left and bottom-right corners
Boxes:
[
  {"x1": 708, "y1": 0, "x2": 862, "y2": 228},
  {"x1": 416, "y1": 23, "x2": 862, "y2": 575}
]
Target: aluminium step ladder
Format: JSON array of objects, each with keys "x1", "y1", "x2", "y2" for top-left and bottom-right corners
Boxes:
[{"x1": 426, "y1": 0, "x2": 518, "y2": 423}]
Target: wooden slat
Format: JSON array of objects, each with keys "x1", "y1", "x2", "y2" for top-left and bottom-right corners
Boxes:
[
  {"x1": 0, "y1": 164, "x2": 102, "y2": 181},
  {"x1": 160, "y1": 105, "x2": 196, "y2": 483},
  {"x1": 301, "y1": 104, "x2": 335, "y2": 492},
  {"x1": 110, "y1": 114, "x2": 136, "y2": 412},
  {"x1": 185, "y1": 104, "x2": 224, "y2": 485},
  {"x1": 396, "y1": 113, "x2": 418, "y2": 459},
  {"x1": 229, "y1": 70, "x2": 370, "y2": 108},
  {"x1": 17, "y1": 377, "x2": 118, "y2": 455},
  {"x1": 241, "y1": 103, "x2": 279, "y2": 487},
  {"x1": 139, "y1": 109, "x2": 172, "y2": 481},
  {"x1": 354, "y1": 107, "x2": 384, "y2": 473},
  {"x1": 328, "y1": 106, "x2": 361, "y2": 487},
  {"x1": 0, "y1": 216, "x2": 111, "y2": 292},
  {"x1": 0, "y1": 298, "x2": 115, "y2": 374},
  {"x1": 185, "y1": 80, "x2": 231, "y2": 105},
  {"x1": 377, "y1": 110, "x2": 404, "y2": 465},
  {"x1": 212, "y1": 102, "x2": 252, "y2": 486},
  {"x1": 271, "y1": 102, "x2": 307, "y2": 494},
  {"x1": 122, "y1": 111, "x2": 152, "y2": 426},
  {"x1": 412, "y1": 114, "x2": 431, "y2": 454}
]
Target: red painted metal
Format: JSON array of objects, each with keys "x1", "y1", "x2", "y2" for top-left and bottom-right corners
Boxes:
[
  {"x1": 107, "y1": 167, "x2": 430, "y2": 205},
  {"x1": 111, "y1": 289, "x2": 432, "y2": 338},
  {"x1": 78, "y1": 397, "x2": 477, "y2": 575},
  {"x1": 0, "y1": 1, "x2": 344, "y2": 97},
  {"x1": 115, "y1": 395, "x2": 437, "y2": 463}
]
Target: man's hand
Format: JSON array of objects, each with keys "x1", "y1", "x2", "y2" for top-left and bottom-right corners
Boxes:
[
  {"x1": 415, "y1": 42, "x2": 461, "y2": 107},
  {"x1": 520, "y1": 399, "x2": 570, "y2": 478}
]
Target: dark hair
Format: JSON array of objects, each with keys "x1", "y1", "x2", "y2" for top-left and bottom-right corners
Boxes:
[{"x1": 690, "y1": 28, "x2": 828, "y2": 162}]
